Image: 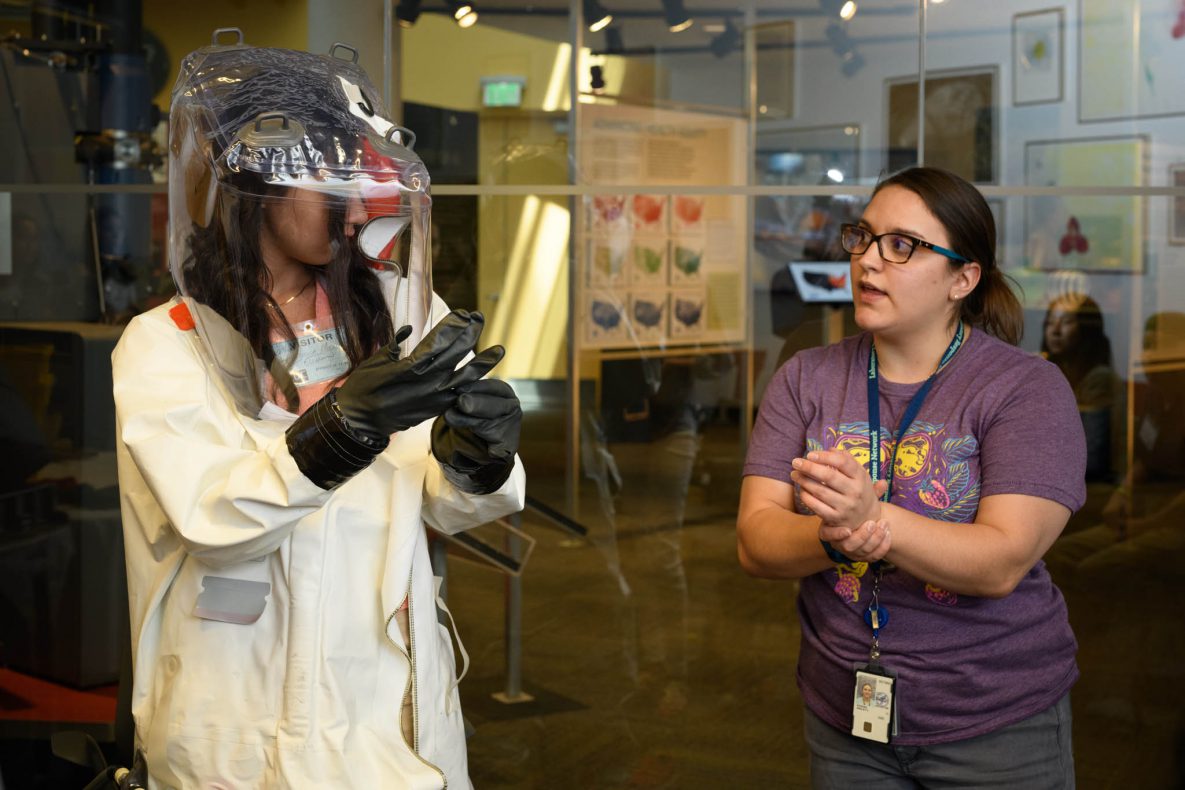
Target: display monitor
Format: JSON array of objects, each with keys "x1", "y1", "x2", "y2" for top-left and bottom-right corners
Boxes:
[{"x1": 788, "y1": 261, "x2": 853, "y2": 305}]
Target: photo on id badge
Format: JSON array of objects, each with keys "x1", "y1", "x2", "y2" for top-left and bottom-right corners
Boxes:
[{"x1": 852, "y1": 670, "x2": 893, "y2": 743}]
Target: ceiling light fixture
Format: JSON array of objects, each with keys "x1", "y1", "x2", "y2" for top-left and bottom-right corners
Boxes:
[
  {"x1": 604, "y1": 26, "x2": 624, "y2": 55},
  {"x1": 709, "y1": 18, "x2": 741, "y2": 58},
  {"x1": 840, "y1": 50, "x2": 865, "y2": 76},
  {"x1": 395, "y1": 0, "x2": 421, "y2": 28},
  {"x1": 661, "y1": 0, "x2": 693, "y2": 33},
  {"x1": 584, "y1": 0, "x2": 613, "y2": 33},
  {"x1": 825, "y1": 22, "x2": 865, "y2": 76},
  {"x1": 839, "y1": 1, "x2": 857, "y2": 20},
  {"x1": 450, "y1": 1, "x2": 478, "y2": 27}
]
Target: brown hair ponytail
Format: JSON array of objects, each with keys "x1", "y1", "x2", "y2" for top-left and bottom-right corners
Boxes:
[
  {"x1": 963, "y1": 265, "x2": 1023, "y2": 346},
  {"x1": 873, "y1": 167, "x2": 1024, "y2": 345}
]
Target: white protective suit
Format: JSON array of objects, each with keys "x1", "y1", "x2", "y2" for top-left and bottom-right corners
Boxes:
[{"x1": 114, "y1": 280, "x2": 524, "y2": 789}]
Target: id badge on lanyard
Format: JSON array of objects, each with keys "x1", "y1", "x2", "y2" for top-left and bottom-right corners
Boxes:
[
  {"x1": 848, "y1": 323, "x2": 964, "y2": 743},
  {"x1": 853, "y1": 558, "x2": 896, "y2": 743},
  {"x1": 271, "y1": 322, "x2": 351, "y2": 387}
]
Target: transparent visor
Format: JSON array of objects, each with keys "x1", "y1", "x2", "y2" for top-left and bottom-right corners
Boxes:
[{"x1": 168, "y1": 161, "x2": 433, "y2": 418}]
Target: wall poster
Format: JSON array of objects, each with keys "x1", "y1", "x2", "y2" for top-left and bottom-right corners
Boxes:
[{"x1": 577, "y1": 103, "x2": 748, "y2": 350}]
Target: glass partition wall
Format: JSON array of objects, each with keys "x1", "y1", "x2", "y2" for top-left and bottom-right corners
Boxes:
[
  {"x1": 404, "y1": 2, "x2": 1185, "y2": 786},
  {"x1": 0, "y1": 1, "x2": 1180, "y2": 787}
]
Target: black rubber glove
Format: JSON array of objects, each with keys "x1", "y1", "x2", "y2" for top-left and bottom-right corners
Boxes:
[
  {"x1": 287, "y1": 310, "x2": 503, "y2": 490},
  {"x1": 336, "y1": 310, "x2": 503, "y2": 438},
  {"x1": 431, "y1": 378, "x2": 522, "y2": 495}
]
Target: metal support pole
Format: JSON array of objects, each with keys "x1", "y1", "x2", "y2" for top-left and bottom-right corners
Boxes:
[
  {"x1": 430, "y1": 535, "x2": 449, "y2": 604},
  {"x1": 565, "y1": 0, "x2": 582, "y2": 520},
  {"x1": 383, "y1": 0, "x2": 393, "y2": 111},
  {"x1": 918, "y1": 0, "x2": 927, "y2": 166},
  {"x1": 492, "y1": 510, "x2": 533, "y2": 703}
]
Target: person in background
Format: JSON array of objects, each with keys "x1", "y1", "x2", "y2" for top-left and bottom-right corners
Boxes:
[
  {"x1": 737, "y1": 166, "x2": 1084, "y2": 789},
  {"x1": 1041, "y1": 293, "x2": 1121, "y2": 483},
  {"x1": 113, "y1": 40, "x2": 524, "y2": 788}
]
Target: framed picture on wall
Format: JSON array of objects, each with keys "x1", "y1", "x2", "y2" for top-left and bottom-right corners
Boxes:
[
  {"x1": 886, "y1": 67, "x2": 997, "y2": 183},
  {"x1": 754, "y1": 21, "x2": 796, "y2": 120},
  {"x1": 1171, "y1": 164, "x2": 1185, "y2": 246},
  {"x1": 1023, "y1": 135, "x2": 1147, "y2": 273},
  {"x1": 1013, "y1": 8, "x2": 1063, "y2": 106},
  {"x1": 1080, "y1": 0, "x2": 1185, "y2": 121}
]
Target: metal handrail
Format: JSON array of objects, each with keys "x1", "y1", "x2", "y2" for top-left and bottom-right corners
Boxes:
[{"x1": 523, "y1": 494, "x2": 588, "y2": 537}]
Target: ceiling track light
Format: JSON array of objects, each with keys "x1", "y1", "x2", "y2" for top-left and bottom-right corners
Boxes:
[
  {"x1": 661, "y1": 0, "x2": 693, "y2": 33},
  {"x1": 825, "y1": 22, "x2": 865, "y2": 75},
  {"x1": 819, "y1": 0, "x2": 856, "y2": 19},
  {"x1": 584, "y1": 0, "x2": 613, "y2": 33},
  {"x1": 449, "y1": 1, "x2": 478, "y2": 27},
  {"x1": 841, "y1": 50, "x2": 865, "y2": 76},
  {"x1": 709, "y1": 17, "x2": 741, "y2": 58},
  {"x1": 395, "y1": 0, "x2": 421, "y2": 28},
  {"x1": 604, "y1": 26, "x2": 624, "y2": 55}
]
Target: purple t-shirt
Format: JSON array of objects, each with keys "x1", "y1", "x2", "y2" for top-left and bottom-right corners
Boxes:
[{"x1": 744, "y1": 328, "x2": 1087, "y2": 745}]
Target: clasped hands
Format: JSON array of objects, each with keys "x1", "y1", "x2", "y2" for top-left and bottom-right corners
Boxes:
[{"x1": 790, "y1": 450, "x2": 892, "y2": 564}]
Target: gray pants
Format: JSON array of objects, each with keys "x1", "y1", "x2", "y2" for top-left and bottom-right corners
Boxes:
[{"x1": 804, "y1": 694, "x2": 1074, "y2": 789}]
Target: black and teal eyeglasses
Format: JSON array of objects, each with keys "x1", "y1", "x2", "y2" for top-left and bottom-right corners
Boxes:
[{"x1": 840, "y1": 223, "x2": 970, "y2": 264}]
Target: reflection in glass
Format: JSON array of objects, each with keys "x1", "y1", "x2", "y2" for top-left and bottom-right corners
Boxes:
[{"x1": 1040, "y1": 293, "x2": 1121, "y2": 482}]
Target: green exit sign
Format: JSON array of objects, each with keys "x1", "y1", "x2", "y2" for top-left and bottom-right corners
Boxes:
[{"x1": 481, "y1": 76, "x2": 525, "y2": 107}]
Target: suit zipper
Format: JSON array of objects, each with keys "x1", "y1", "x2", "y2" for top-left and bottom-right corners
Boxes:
[{"x1": 384, "y1": 568, "x2": 447, "y2": 788}]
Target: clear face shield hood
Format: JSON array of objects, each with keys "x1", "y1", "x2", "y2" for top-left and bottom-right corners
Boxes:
[{"x1": 167, "y1": 37, "x2": 432, "y2": 416}]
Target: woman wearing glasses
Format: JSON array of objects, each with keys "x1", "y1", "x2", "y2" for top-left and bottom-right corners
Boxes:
[{"x1": 738, "y1": 167, "x2": 1085, "y2": 788}]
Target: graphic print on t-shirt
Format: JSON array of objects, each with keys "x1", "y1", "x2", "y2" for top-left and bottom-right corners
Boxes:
[
  {"x1": 800, "y1": 420, "x2": 982, "y2": 606},
  {"x1": 832, "y1": 561, "x2": 870, "y2": 602}
]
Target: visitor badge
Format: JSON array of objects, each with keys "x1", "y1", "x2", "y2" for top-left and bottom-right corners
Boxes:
[{"x1": 271, "y1": 324, "x2": 351, "y2": 386}]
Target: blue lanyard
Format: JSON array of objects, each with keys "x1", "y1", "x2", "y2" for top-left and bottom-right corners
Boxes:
[
  {"x1": 867, "y1": 321, "x2": 964, "y2": 501},
  {"x1": 818, "y1": 323, "x2": 965, "y2": 601},
  {"x1": 860, "y1": 322, "x2": 964, "y2": 653}
]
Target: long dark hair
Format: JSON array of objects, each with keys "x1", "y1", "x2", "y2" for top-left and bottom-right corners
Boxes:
[
  {"x1": 1040, "y1": 294, "x2": 1112, "y2": 391},
  {"x1": 873, "y1": 167, "x2": 1023, "y2": 345},
  {"x1": 183, "y1": 172, "x2": 393, "y2": 411}
]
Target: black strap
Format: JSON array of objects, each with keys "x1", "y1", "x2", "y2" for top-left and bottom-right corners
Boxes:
[{"x1": 286, "y1": 389, "x2": 388, "y2": 490}]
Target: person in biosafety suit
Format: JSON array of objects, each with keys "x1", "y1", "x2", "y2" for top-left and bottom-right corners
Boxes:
[{"x1": 112, "y1": 34, "x2": 524, "y2": 789}]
